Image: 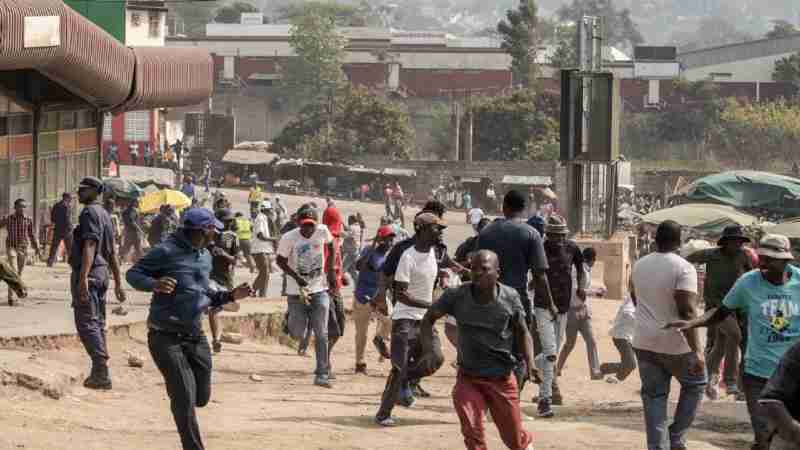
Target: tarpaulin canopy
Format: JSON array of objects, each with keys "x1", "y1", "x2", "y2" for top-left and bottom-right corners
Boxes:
[
  {"x1": 767, "y1": 219, "x2": 800, "y2": 239},
  {"x1": 641, "y1": 203, "x2": 757, "y2": 234},
  {"x1": 103, "y1": 178, "x2": 143, "y2": 200},
  {"x1": 679, "y1": 171, "x2": 800, "y2": 214}
]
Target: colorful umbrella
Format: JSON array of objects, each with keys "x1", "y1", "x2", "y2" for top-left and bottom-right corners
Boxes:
[{"x1": 138, "y1": 189, "x2": 191, "y2": 214}]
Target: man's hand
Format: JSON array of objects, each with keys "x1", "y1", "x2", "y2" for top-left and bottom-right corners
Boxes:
[
  {"x1": 327, "y1": 271, "x2": 338, "y2": 291},
  {"x1": 576, "y1": 288, "x2": 587, "y2": 302},
  {"x1": 687, "y1": 352, "x2": 705, "y2": 377},
  {"x1": 372, "y1": 295, "x2": 389, "y2": 316},
  {"x1": 231, "y1": 283, "x2": 252, "y2": 301},
  {"x1": 529, "y1": 363, "x2": 542, "y2": 384},
  {"x1": 115, "y1": 285, "x2": 127, "y2": 303},
  {"x1": 153, "y1": 277, "x2": 177, "y2": 294},
  {"x1": 663, "y1": 320, "x2": 692, "y2": 331},
  {"x1": 549, "y1": 305, "x2": 560, "y2": 322},
  {"x1": 211, "y1": 247, "x2": 225, "y2": 257},
  {"x1": 79, "y1": 279, "x2": 90, "y2": 303}
]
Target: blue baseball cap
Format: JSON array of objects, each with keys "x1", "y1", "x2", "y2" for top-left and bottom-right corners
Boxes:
[{"x1": 181, "y1": 208, "x2": 224, "y2": 230}]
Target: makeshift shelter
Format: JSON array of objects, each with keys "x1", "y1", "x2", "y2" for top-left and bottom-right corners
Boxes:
[
  {"x1": 641, "y1": 203, "x2": 758, "y2": 235},
  {"x1": 116, "y1": 165, "x2": 175, "y2": 189},
  {"x1": 677, "y1": 171, "x2": 800, "y2": 216},
  {"x1": 220, "y1": 150, "x2": 279, "y2": 184}
]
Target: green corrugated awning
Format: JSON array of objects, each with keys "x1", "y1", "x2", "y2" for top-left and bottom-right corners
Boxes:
[
  {"x1": 641, "y1": 203, "x2": 757, "y2": 234},
  {"x1": 682, "y1": 171, "x2": 800, "y2": 213}
]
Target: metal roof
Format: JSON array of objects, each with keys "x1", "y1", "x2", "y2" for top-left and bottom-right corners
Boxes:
[
  {"x1": 222, "y1": 150, "x2": 279, "y2": 165},
  {"x1": 0, "y1": 0, "x2": 212, "y2": 112},
  {"x1": 349, "y1": 166, "x2": 382, "y2": 174},
  {"x1": 117, "y1": 165, "x2": 176, "y2": 187},
  {"x1": 501, "y1": 175, "x2": 552, "y2": 186}
]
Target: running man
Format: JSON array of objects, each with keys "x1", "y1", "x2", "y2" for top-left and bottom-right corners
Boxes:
[{"x1": 420, "y1": 250, "x2": 536, "y2": 450}]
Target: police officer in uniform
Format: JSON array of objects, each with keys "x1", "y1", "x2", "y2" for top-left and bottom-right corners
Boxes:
[
  {"x1": 126, "y1": 208, "x2": 251, "y2": 450},
  {"x1": 71, "y1": 177, "x2": 127, "y2": 389}
]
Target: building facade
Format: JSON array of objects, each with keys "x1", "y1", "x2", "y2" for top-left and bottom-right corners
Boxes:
[{"x1": 66, "y1": 0, "x2": 167, "y2": 166}]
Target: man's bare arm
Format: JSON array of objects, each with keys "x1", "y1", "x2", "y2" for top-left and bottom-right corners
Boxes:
[
  {"x1": 393, "y1": 280, "x2": 431, "y2": 309},
  {"x1": 530, "y1": 270, "x2": 557, "y2": 316},
  {"x1": 674, "y1": 289, "x2": 702, "y2": 354},
  {"x1": 513, "y1": 313, "x2": 536, "y2": 375},
  {"x1": 420, "y1": 308, "x2": 446, "y2": 354}
]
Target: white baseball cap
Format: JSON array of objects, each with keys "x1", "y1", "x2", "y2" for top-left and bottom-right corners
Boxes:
[{"x1": 757, "y1": 234, "x2": 794, "y2": 260}]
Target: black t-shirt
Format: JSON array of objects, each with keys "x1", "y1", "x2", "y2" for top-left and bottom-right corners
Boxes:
[
  {"x1": 761, "y1": 339, "x2": 800, "y2": 422},
  {"x1": 431, "y1": 283, "x2": 524, "y2": 377},
  {"x1": 70, "y1": 204, "x2": 115, "y2": 280},
  {"x1": 476, "y1": 218, "x2": 548, "y2": 291},
  {"x1": 543, "y1": 239, "x2": 584, "y2": 314}
]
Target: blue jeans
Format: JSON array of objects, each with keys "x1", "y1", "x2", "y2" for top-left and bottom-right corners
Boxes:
[
  {"x1": 287, "y1": 292, "x2": 330, "y2": 376},
  {"x1": 635, "y1": 349, "x2": 707, "y2": 450},
  {"x1": 534, "y1": 307, "x2": 567, "y2": 400}
]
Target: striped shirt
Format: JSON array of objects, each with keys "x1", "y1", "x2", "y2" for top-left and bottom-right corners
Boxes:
[{"x1": 1, "y1": 214, "x2": 37, "y2": 250}]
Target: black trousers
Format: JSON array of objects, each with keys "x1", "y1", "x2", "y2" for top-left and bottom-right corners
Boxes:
[
  {"x1": 376, "y1": 319, "x2": 444, "y2": 419},
  {"x1": 71, "y1": 272, "x2": 109, "y2": 367},
  {"x1": 148, "y1": 329, "x2": 212, "y2": 450}
]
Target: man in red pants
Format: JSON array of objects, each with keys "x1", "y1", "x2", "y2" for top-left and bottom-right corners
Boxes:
[{"x1": 419, "y1": 250, "x2": 536, "y2": 450}]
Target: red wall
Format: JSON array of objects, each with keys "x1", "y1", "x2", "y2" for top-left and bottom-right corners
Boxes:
[{"x1": 102, "y1": 110, "x2": 158, "y2": 165}]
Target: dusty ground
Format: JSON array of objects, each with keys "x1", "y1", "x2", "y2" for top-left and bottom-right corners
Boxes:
[{"x1": 0, "y1": 190, "x2": 753, "y2": 450}]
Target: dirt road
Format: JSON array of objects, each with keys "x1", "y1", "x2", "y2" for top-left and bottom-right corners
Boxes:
[{"x1": 0, "y1": 190, "x2": 753, "y2": 449}]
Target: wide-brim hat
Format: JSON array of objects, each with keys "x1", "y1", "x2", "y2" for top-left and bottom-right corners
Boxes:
[
  {"x1": 757, "y1": 234, "x2": 794, "y2": 260},
  {"x1": 717, "y1": 225, "x2": 751, "y2": 246}
]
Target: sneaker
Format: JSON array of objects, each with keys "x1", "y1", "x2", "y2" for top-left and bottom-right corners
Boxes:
[
  {"x1": 355, "y1": 363, "x2": 367, "y2": 375},
  {"x1": 328, "y1": 371, "x2": 337, "y2": 380},
  {"x1": 314, "y1": 375, "x2": 332, "y2": 388},
  {"x1": 605, "y1": 376, "x2": 621, "y2": 384},
  {"x1": 212, "y1": 340, "x2": 222, "y2": 353},
  {"x1": 375, "y1": 415, "x2": 396, "y2": 427},
  {"x1": 552, "y1": 393, "x2": 564, "y2": 406},
  {"x1": 411, "y1": 382, "x2": 431, "y2": 398},
  {"x1": 726, "y1": 384, "x2": 739, "y2": 397},
  {"x1": 590, "y1": 371, "x2": 605, "y2": 381},
  {"x1": 373, "y1": 336, "x2": 390, "y2": 359},
  {"x1": 537, "y1": 397, "x2": 554, "y2": 418},
  {"x1": 297, "y1": 348, "x2": 307, "y2": 357},
  {"x1": 83, "y1": 376, "x2": 112, "y2": 390}
]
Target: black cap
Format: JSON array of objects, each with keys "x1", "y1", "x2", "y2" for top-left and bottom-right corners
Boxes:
[{"x1": 79, "y1": 176, "x2": 104, "y2": 193}]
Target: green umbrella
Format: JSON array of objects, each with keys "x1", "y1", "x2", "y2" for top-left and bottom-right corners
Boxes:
[{"x1": 103, "y1": 177, "x2": 143, "y2": 200}]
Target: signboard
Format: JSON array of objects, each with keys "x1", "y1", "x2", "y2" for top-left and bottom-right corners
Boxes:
[
  {"x1": 634, "y1": 62, "x2": 680, "y2": 79},
  {"x1": 24, "y1": 16, "x2": 60, "y2": 48}
]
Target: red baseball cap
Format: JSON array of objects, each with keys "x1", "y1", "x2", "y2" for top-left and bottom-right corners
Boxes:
[{"x1": 377, "y1": 225, "x2": 396, "y2": 239}]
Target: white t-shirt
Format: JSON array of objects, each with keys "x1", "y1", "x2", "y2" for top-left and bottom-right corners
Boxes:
[
  {"x1": 467, "y1": 208, "x2": 485, "y2": 225},
  {"x1": 250, "y1": 213, "x2": 273, "y2": 255},
  {"x1": 632, "y1": 252, "x2": 698, "y2": 355},
  {"x1": 392, "y1": 246, "x2": 438, "y2": 321},
  {"x1": 277, "y1": 224, "x2": 334, "y2": 295}
]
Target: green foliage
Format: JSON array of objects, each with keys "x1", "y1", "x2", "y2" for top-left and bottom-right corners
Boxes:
[
  {"x1": 766, "y1": 20, "x2": 799, "y2": 39},
  {"x1": 214, "y1": 2, "x2": 259, "y2": 24},
  {"x1": 708, "y1": 98, "x2": 800, "y2": 169},
  {"x1": 556, "y1": 0, "x2": 643, "y2": 50},
  {"x1": 549, "y1": 24, "x2": 578, "y2": 69},
  {"x1": 276, "y1": 1, "x2": 364, "y2": 26},
  {"x1": 673, "y1": 17, "x2": 753, "y2": 52},
  {"x1": 497, "y1": 0, "x2": 545, "y2": 87},
  {"x1": 281, "y1": 4, "x2": 348, "y2": 103},
  {"x1": 428, "y1": 103, "x2": 453, "y2": 160},
  {"x1": 465, "y1": 89, "x2": 559, "y2": 161},
  {"x1": 773, "y1": 52, "x2": 800, "y2": 84},
  {"x1": 272, "y1": 87, "x2": 414, "y2": 161}
]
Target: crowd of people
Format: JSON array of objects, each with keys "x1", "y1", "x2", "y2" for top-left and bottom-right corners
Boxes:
[{"x1": 1, "y1": 180, "x2": 800, "y2": 450}]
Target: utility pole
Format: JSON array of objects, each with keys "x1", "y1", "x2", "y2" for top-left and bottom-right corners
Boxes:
[
  {"x1": 451, "y1": 98, "x2": 460, "y2": 161},
  {"x1": 464, "y1": 89, "x2": 473, "y2": 162}
]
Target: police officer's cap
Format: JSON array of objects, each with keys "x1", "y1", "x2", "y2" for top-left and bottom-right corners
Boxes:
[{"x1": 79, "y1": 176, "x2": 104, "y2": 193}]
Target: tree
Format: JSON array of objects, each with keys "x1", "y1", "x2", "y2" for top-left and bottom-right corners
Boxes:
[
  {"x1": 556, "y1": 0, "x2": 643, "y2": 51},
  {"x1": 673, "y1": 17, "x2": 752, "y2": 52},
  {"x1": 766, "y1": 20, "x2": 798, "y2": 39},
  {"x1": 272, "y1": 87, "x2": 414, "y2": 161},
  {"x1": 708, "y1": 98, "x2": 800, "y2": 169},
  {"x1": 548, "y1": 23, "x2": 578, "y2": 69},
  {"x1": 497, "y1": 0, "x2": 548, "y2": 87},
  {"x1": 276, "y1": 1, "x2": 365, "y2": 26},
  {"x1": 171, "y1": 2, "x2": 217, "y2": 36},
  {"x1": 214, "y1": 2, "x2": 260, "y2": 24},
  {"x1": 281, "y1": 3, "x2": 347, "y2": 103},
  {"x1": 774, "y1": 52, "x2": 800, "y2": 84},
  {"x1": 465, "y1": 89, "x2": 559, "y2": 161}
]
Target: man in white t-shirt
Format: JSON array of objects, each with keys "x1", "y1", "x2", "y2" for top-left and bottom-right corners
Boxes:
[
  {"x1": 276, "y1": 207, "x2": 337, "y2": 388},
  {"x1": 375, "y1": 213, "x2": 446, "y2": 426},
  {"x1": 466, "y1": 207, "x2": 485, "y2": 231},
  {"x1": 631, "y1": 220, "x2": 706, "y2": 450}
]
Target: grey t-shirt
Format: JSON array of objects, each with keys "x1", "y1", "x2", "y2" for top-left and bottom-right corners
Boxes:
[
  {"x1": 476, "y1": 218, "x2": 548, "y2": 290},
  {"x1": 431, "y1": 283, "x2": 525, "y2": 377}
]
